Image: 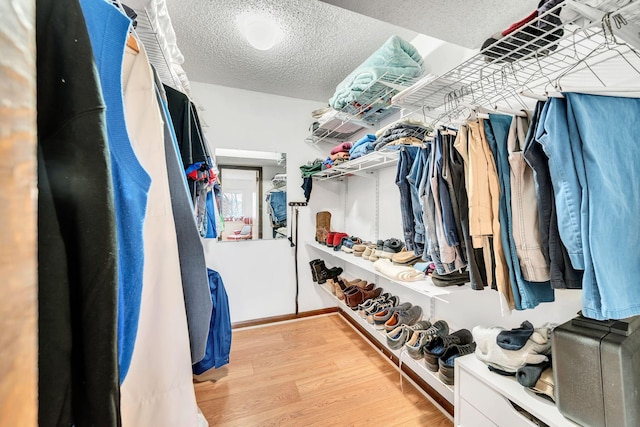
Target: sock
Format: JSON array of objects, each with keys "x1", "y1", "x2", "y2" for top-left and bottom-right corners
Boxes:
[
  {"x1": 497, "y1": 320, "x2": 534, "y2": 350},
  {"x1": 516, "y1": 359, "x2": 552, "y2": 388}
]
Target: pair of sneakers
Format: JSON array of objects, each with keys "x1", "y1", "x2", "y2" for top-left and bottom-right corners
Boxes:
[
  {"x1": 414, "y1": 321, "x2": 476, "y2": 385},
  {"x1": 357, "y1": 293, "x2": 399, "y2": 321}
]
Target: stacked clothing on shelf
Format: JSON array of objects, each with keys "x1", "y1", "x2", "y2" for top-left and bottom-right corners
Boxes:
[
  {"x1": 329, "y1": 35, "x2": 424, "y2": 111},
  {"x1": 349, "y1": 133, "x2": 377, "y2": 160},
  {"x1": 374, "y1": 121, "x2": 432, "y2": 151},
  {"x1": 323, "y1": 141, "x2": 352, "y2": 169}
]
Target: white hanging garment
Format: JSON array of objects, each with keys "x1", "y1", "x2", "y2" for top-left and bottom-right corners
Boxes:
[{"x1": 120, "y1": 41, "x2": 199, "y2": 426}]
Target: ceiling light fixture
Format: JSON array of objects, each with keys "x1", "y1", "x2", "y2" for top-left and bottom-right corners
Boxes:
[{"x1": 236, "y1": 14, "x2": 283, "y2": 51}]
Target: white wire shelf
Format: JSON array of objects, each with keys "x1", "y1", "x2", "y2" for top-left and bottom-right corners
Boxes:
[
  {"x1": 306, "y1": 72, "x2": 421, "y2": 145},
  {"x1": 392, "y1": 1, "x2": 640, "y2": 123},
  {"x1": 311, "y1": 150, "x2": 400, "y2": 181},
  {"x1": 308, "y1": 242, "x2": 468, "y2": 301}
]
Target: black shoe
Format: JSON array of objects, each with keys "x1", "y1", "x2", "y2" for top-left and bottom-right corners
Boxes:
[
  {"x1": 312, "y1": 260, "x2": 343, "y2": 284},
  {"x1": 438, "y1": 342, "x2": 476, "y2": 385},
  {"x1": 424, "y1": 329, "x2": 473, "y2": 372},
  {"x1": 309, "y1": 259, "x2": 322, "y2": 282}
]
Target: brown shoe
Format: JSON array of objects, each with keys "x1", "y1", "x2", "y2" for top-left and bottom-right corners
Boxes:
[
  {"x1": 345, "y1": 286, "x2": 382, "y2": 310},
  {"x1": 316, "y1": 211, "x2": 331, "y2": 243}
]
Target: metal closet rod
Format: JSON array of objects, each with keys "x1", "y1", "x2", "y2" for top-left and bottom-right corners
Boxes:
[
  {"x1": 520, "y1": 86, "x2": 640, "y2": 100},
  {"x1": 458, "y1": 101, "x2": 528, "y2": 117}
]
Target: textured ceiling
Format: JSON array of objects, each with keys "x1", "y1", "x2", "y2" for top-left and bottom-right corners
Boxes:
[
  {"x1": 320, "y1": 0, "x2": 539, "y2": 49},
  {"x1": 164, "y1": 0, "x2": 539, "y2": 102},
  {"x1": 165, "y1": 0, "x2": 417, "y2": 102}
]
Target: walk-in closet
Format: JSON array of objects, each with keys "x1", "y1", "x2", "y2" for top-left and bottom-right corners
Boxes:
[{"x1": 3, "y1": 0, "x2": 640, "y2": 426}]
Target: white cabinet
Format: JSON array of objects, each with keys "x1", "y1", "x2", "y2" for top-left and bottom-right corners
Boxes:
[{"x1": 454, "y1": 355, "x2": 579, "y2": 427}]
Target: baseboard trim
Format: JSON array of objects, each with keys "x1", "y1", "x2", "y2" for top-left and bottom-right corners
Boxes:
[
  {"x1": 338, "y1": 309, "x2": 455, "y2": 416},
  {"x1": 232, "y1": 307, "x2": 338, "y2": 329}
]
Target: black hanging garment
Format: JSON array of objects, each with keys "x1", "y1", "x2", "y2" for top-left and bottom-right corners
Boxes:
[{"x1": 36, "y1": 0, "x2": 121, "y2": 425}]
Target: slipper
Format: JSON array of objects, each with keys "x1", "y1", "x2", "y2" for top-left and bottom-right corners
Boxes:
[{"x1": 392, "y1": 250, "x2": 422, "y2": 265}]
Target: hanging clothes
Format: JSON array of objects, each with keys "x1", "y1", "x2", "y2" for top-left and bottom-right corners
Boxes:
[
  {"x1": 118, "y1": 34, "x2": 199, "y2": 427},
  {"x1": 79, "y1": 0, "x2": 152, "y2": 385},
  {"x1": 36, "y1": 0, "x2": 121, "y2": 424},
  {"x1": 193, "y1": 269, "x2": 232, "y2": 375},
  {"x1": 538, "y1": 94, "x2": 640, "y2": 320},
  {"x1": 523, "y1": 101, "x2": 583, "y2": 290},
  {"x1": 155, "y1": 80, "x2": 214, "y2": 363},
  {"x1": 484, "y1": 113, "x2": 554, "y2": 310}
]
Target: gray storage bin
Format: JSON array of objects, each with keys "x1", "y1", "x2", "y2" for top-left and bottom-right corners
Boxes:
[{"x1": 552, "y1": 315, "x2": 640, "y2": 427}]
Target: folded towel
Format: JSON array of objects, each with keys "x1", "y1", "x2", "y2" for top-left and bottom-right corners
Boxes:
[
  {"x1": 330, "y1": 142, "x2": 353, "y2": 155},
  {"x1": 373, "y1": 259, "x2": 425, "y2": 282},
  {"x1": 329, "y1": 36, "x2": 423, "y2": 110}
]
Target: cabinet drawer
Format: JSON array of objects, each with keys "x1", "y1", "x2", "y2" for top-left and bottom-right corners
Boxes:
[
  {"x1": 458, "y1": 398, "x2": 497, "y2": 427},
  {"x1": 459, "y1": 368, "x2": 538, "y2": 427}
]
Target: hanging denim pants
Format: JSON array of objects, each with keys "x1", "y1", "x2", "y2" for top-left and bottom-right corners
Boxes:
[
  {"x1": 407, "y1": 146, "x2": 430, "y2": 256},
  {"x1": 396, "y1": 146, "x2": 420, "y2": 251},
  {"x1": 524, "y1": 100, "x2": 583, "y2": 289},
  {"x1": 563, "y1": 93, "x2": 640, "y2": 320},
  {"x1": 486, "y1": 113, "x2": 554, "y2": 310}
]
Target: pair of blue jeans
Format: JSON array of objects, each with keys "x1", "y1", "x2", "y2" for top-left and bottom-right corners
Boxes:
[
  {"x1": 523, "y1": 101, "x2": 582, "y2": 289},
  {"x1": 396, "y1": 146, "x2": 420, "y2": 251},
  {"x1": 485, "y1": 114, "x2": 554, "y2": 310},
  {"x1": 540, "y1": 94, "x2": 640, "y2": 319},
  {"x1": 407, "y1": 146, "x2": 430, "y2": 256}
]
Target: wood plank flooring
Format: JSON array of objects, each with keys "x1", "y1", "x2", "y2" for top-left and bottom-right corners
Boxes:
[{"x1": 194, "y1": 314, "x2": 453, "y2": 426}]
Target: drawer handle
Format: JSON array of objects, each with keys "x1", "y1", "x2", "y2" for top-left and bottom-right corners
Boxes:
[{"x1": 508, "y1": 400, "x2": 550, "y2": 427}]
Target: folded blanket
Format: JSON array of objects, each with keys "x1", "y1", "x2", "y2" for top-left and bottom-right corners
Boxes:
[
  {"x1": 373, "y1": 259, "x2": 426, "y2": 282},
  {"x1": 329, "y1": 36, "x2": 423, "y2": 110},
  {"x1": 330, "y1": 142, "x2": 353, "y2": 155}
]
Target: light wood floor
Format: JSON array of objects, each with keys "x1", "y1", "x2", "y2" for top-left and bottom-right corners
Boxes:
[{"x1": 194, "y1": 314, "x2": 453, "y2": 426}]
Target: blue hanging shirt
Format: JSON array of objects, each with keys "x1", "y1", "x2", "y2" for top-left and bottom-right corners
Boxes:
[{"x1": 79, "y1": 0, "x2": 152, "y2": 383}]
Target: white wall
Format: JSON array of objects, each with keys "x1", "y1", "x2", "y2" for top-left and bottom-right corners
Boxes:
[{"x1": 192, "y1": 81, "x2": 340, "y2": 323}]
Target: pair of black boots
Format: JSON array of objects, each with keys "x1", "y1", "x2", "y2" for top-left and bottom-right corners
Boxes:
[{"x1": 309, "y1": 259, "x2": 342, "y2": 284}]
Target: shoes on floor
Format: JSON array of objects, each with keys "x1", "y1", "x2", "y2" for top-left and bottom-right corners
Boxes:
[
  {"x1": 373, "y1": 302, "x2": 412, "y2": 330},
  {"x1": 438, "y1": 342, "x2": 477, "y2": 385},
  {"x1": 424, "y1": 328, "x2": 473, "y2": 372}
]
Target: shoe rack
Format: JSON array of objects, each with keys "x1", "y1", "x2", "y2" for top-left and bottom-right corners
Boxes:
[
  {"x1": 308, "y1": 243, "x2": 465, "y2": 302},
  {"x1": 316, "y1": 281, "x2": 455, "y2": 413}
]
